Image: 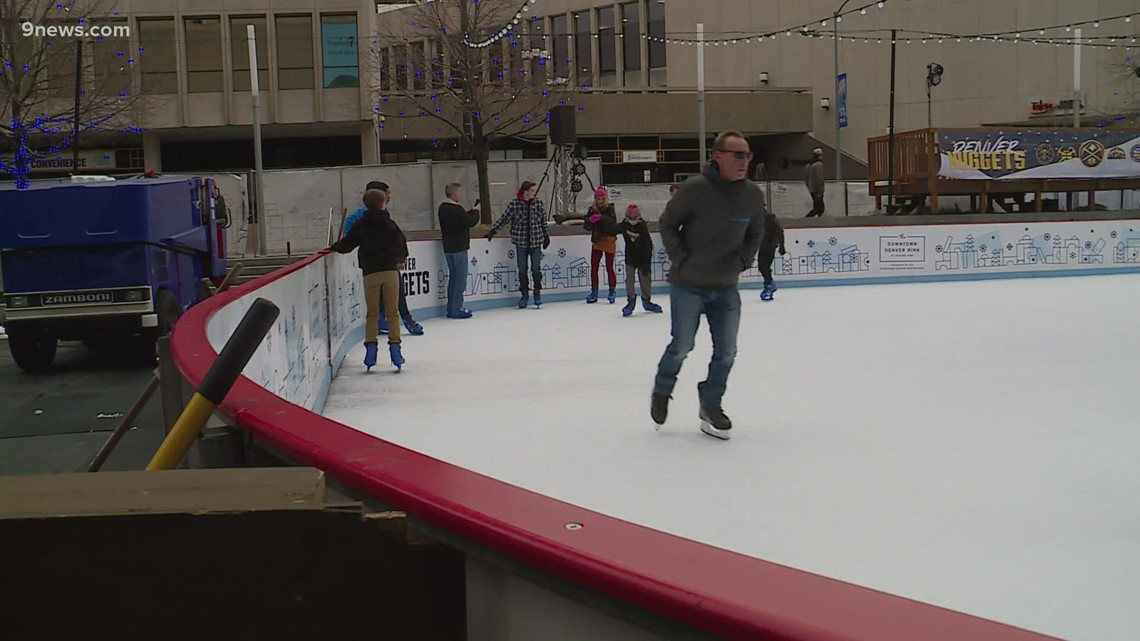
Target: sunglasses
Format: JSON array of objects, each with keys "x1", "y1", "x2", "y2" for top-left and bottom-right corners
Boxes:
[{"x1": 716, "y1": 150, "x2": 753, "y2": 160}]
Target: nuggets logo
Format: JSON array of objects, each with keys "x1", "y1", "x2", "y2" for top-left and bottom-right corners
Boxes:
[
  {"x1": 1130, "y1": 145, "x2": 1140, "y2": 163},
  {"x1": 1108, "y1": 147, "x2": 1127, "y2": 160},
  {"x1": 401, "y1": 257, "x2": 431, "y2": 296},
  {"x1": 1079, "y1": 140, "x2": 1105, "y2": 168}
]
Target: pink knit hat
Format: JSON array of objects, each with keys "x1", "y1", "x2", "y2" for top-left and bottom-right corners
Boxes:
[
  {"x1": 625, "y1": 203, "x2": 641, "y2": 219},
  {"x1": 594, "y1": 187, "x2": 607, "y2": 199}
]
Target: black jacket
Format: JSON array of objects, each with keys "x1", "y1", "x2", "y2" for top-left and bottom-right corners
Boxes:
[
  {"x1": 330, "y1": 207, "x2": 409, "y2": 275},
  {"x1": 438, "y1": 200, "x2": 480, "y2": 253},
  {"x1": 582, "y1": 203, "x2": 619, "y2": 244},
  {"x1": 659, "y1": 161, "x2": 766, "y2": 288},
  {"x1": 760, "y1": 213, "x2": 786, "y2": 252},
  {"x1": 617, "y1": 219, "x2": 654, "y2": 269}
]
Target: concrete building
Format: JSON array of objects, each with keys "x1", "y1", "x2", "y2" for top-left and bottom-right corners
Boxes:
[{"x1": 8, "y1": 0, "x2": 1140, "y2": 183}]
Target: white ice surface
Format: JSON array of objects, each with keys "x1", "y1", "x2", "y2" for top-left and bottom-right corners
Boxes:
[{"x1": 322, "y1": 274, "x2": 1140, "y2": 641}]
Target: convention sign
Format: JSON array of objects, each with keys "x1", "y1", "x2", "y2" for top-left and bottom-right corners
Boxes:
[{"x1": 936, "y1": 129, "x2": 1140, "y2": 180}]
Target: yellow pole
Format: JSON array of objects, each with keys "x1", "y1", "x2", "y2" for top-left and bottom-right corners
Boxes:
[
  {"x1": 146, "y1": 393, "x2": 218, "y2": 471},
  {"x1": 145, "y1": 297, "x2": 280, "y2": 471}
]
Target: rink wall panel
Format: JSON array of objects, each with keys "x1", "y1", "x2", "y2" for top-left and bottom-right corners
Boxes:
[{"x1": 178, "y1": 218, "x2": 1131, "y2": 640}]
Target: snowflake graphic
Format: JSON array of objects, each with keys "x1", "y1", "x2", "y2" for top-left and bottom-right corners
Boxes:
[
  {"x1": 470, "y1": 256, "x2": 478, "y2": 267},
  {"x1": 1044, "y1": 233, "x2": 1052, "y2": 241},
  {"x1": 558, "y1": 248, "x2": 567, "y2": 258},
  {"x1": 935, "y1": 244, "x2": 944, "y2": 253},
  {"x1": 1085, "y1": 241, "x2": 1093, "y2": 250},
  {"x1": 1111, "y1": 231, "x2": 1119, "y2": 239},
  {"x1": 829, "y1": 237, "x2": 838, "y2": 246},
  {"x1": 1007, "y1": 243, "x2": 1014, "y2": 251},
  {"x1": 980, "y1": 244, "x2": 988, "y2": 252},
  {"x1": 508, "y1": 248, "x2": 515, "y2": 260},
  {"x1": 807, "y1": 240, "x2": 816, "y2": 249}
]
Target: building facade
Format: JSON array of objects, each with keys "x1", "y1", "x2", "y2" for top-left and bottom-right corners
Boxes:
[{"x1": 8, "y1": 0, "x2": 1139, "y2": 183}]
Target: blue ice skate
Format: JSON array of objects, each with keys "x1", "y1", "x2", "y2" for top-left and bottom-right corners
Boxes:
[
  {"x1": 389, "y1": 343, "x2": 404, "y2": 371},
  {"x1": 642, "y1": 300, "x2": 663, "y2": 313},
  {"x1": 622, "y1": 300, "x2": 635, "y2": 317},
  {"x1": 363, "y1": 343, "x2": 378, "y2": 371}
]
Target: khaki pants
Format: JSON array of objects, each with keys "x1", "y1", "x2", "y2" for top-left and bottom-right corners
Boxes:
[{"x1": 363, "y1": 271, "x2": 402, "y2": 345}]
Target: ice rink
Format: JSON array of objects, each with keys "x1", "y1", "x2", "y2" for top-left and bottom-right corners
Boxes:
[{"x1": 322, "y1": 273, "x2": 1140, "y2": 641}]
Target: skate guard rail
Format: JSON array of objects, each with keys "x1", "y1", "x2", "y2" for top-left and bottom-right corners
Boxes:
[{"x1": 168, "y1": 221, "x2": 1134, "y2": 640}]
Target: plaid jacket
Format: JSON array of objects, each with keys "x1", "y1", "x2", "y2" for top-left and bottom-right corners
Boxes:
[{"x1": 490, "y1": 198, "x2": 548, "y2": 248}]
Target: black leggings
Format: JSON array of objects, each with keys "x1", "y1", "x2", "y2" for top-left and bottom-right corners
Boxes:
[{"x1": 758, "y1": 245, "x2": 777, "y2": 285}]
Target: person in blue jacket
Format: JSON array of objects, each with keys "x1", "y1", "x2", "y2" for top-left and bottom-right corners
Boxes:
[{"x1": 344, "y1": 181, "x2": 424, "y2": 336}]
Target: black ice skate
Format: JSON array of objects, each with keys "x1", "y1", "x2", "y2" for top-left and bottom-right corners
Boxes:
[
  {"x1": 699, "y1": 406, "x2": 732, "y2": 440},
  {"x1": 650, "y1": 393, "x2": 671, "y2": 429}
]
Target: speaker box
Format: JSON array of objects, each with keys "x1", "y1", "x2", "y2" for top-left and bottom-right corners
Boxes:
[{"x1": 548, "y1": 105, "x2": 576, "y2": 145}]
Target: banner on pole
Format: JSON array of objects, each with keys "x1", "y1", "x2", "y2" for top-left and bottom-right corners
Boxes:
[{"x1": 838, "y1": 73, "x2": 848, "y2": 129}]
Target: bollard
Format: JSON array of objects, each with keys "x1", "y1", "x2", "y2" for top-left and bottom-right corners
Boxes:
[{"x1": 146, "y1": 297, "x2": 280, "y2": 471}]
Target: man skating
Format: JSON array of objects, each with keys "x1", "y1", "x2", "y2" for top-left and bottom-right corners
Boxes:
[{"x1": 651, "y1": 130, "x2": 766, "y2": 440}]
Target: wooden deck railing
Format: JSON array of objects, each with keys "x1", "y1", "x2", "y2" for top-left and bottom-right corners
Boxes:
[{"x1": 868, "y1": 129, "x2": 937, "y2": 185}]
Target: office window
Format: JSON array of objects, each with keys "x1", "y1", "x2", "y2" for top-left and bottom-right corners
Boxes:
[
  {"x1": 411, "y1": 40, "x2": 426, "y2": 91},
  {"x1": 320, "y1": 14, "x2": 359, "y2": 88},
  {"x1": 184, "y1": 17, "x2": 223, "y2": 92},
  {"x1": 647, "y1": 0, "x2": 666, "y2": 86},
  {"x1": 379, "y1": 47, "x2": 391, "y2": 93},
  {"x1": 276, "y1": 15, "x2": 314, "y2": 90},
  {"x1": 621, "y1": 2, "x2": 640, "y2": 73},
  {"x1": 90, "y1": 18, "x2": 131, "y2": 96},
  {"x1": 393, "y1": 44, "x2": 407, "y2": 91},
  {"x1": 551, "y1": 14, "x2": 568, "y2": 78},
  {"x1": 574, "y1": 12, "x2": 591, "y2": 87},
  {"x1": 45, "y1": 38, "x2": 77, "y2": 98},
  {"x1": 526, "y1": 17, "x2": 546, "y2": 84},
  {"x1": 138, "y1": 19, "x2": 177, "y2": 93},
  {"x1": 230, "y1": 16, "x2": 268, "y2": 92},
  {"x1": 597, "y1": 7, "x2": 617, "y2": 87},
  {"x1": 429, "y1": 39, "x2": 443, "y2": 88}
]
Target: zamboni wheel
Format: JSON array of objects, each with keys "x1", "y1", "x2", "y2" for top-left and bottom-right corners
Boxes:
[{"x1": 7, "y1": 326, "x2": 57, "y2": 373}]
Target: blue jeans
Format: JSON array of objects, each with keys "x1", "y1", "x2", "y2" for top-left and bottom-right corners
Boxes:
[
  {"x1": 653, "y1": 284, "x2": 742, "y2": 408},
  {"x1": 445, "y1": 250, "x2": 469, "y2": 314},
  {"x1": 516, "y1": 245, "x2": 543, "y2": 293}
]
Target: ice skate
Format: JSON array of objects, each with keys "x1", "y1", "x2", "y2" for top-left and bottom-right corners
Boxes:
[
  {"x1": 533, "y1": 290, "x2": 542, "y2": 307},
  {"x1": 760, "y1": 284, "x2": 774, "y2": 302},
  {"x1": 586, "y1": 289, "x2": 598, "y2": 304},
  {"x1": 699, "y1": 406, "x2": 732, "y2": 440},
  {"x1": 403, "y1": 318, "x2": 424, "y2": 335},
  {"x1": 518, "y1": 293, "x2": 529, "y2": 308},
  {"x1": 607, "y1": 289, "x2": 616, "y2": 304},
  {"x1": 377, "y1": 315, "x2": 389, "y2": 334},
  {"x1": 642, "y1": 299, "x2": 663, "y2": 313},
  {"x1": 389, "y1": 343, "x2": 404, "y2": 371},
  {"x1": 622, "y1": 300, "x2": 635, "y2": 317},
  {"x1": 363, "y1": 343, "x2": 378, "y2": 371},
  {"x1": 650, "y1": 393, "x2": 671, "y2": 429}
]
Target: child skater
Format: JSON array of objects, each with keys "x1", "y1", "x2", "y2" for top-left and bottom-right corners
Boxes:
[
  {"x1": 583, "y1": 187, "x2": 620, "y2": 303},
  {"x1": 758, "y1": 211, "x2": 786, "y2": 301},
  {"x1": 330, "y1": 188, "x2": 409, "y2": 371},
  {"x1": 616, "y1": 203, "x2": 662, "y2": 316}
]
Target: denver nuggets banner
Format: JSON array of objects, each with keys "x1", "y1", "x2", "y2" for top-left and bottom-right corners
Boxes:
[{"x1": 936, "y1": 129, "x2": 1140, "y2": 180}]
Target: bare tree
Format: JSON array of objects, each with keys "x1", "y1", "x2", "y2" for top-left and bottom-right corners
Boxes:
[
  {"x1": 371, "y1": 0, "x2": 578, "y2": 221},
  {"x1": 0, "y1": 0, "x2": 148, "y2": 188}
]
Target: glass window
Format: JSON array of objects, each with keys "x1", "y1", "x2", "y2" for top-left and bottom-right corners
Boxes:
[
  {"x1": 648, "y1": 0, "x2": 665, "y2": 69},
  {"x1": 621, "y1": 2, "x2": 640, "y2": 72},
  {"x1": 230, "y1": 16, "x2": 268, "y2": 92},
  {"x1": 138, "y1": 18, "x2": 177, "y2": 94},
  {"x1": 411, "y1": 40, "x2": 426, "y2": 91},
  {"x1": 320, "y1": 14, "x2": 359, "y2": 88},
  {"x1": 276, "y1": 15, "x2": 313, "y2": 90},
  {"x1": 184, "y1": 17, "x2": 223, "y2": 93},
  {"x1": 90, "y1": 18, "x2": 131, "y2": 97},
  {"x1": 598, "y1": 8, "x2": 616, "y2": 73},
  {"x1": 379, "y1": 47, "x2": 391, "y2": 93},
  {"x1": 393, "y1": 44, "x2": 407, "y2": 90},
  {"x1": 526, "y1": 16, "x2": 546, "y2": 84},
  {"x1": 46, "y1": 38, "x2": 77, "y2": 98},
  {"x1": 574, "y1": 12, "x2": 591, "y2": 87},
  {"x1": 551, "y1": 14, "x2": 568, "y2": 78},
  {"x1": 597, "y1": 7, "x2": 617, "y2": 87}
]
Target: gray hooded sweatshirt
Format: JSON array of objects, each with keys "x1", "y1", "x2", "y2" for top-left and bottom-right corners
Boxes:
[{"x1": 659, "y1": 161, "x2": 767, "y2": 289}]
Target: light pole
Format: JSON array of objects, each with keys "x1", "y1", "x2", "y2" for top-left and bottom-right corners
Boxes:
[
  {"x1": 926, "y1": 63, "x2": 943, "y2": 128},
  {"x1": 833, "y1": 0, "x2": 855, "y2": 217}
]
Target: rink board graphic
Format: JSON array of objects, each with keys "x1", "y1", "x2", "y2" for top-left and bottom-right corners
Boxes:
[{"x1": 188, "y1": 218, "x2": 1135, "y2": 640}]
